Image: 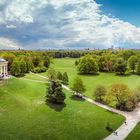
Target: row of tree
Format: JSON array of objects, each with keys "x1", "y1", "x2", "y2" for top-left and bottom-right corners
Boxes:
[
  {"x1": 94, "y1": 84, "x2": 140, "y2": 111},
  {"x1": 76, "y1": 54, "x2": 140, "y2": 75},
  {"x1": 0, "y1": 51, "x2": 51, "y2": 76}
]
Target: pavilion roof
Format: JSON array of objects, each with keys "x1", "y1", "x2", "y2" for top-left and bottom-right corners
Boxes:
[{"x1": 0, "y1": 58, "x2": 6, "y2": 62}]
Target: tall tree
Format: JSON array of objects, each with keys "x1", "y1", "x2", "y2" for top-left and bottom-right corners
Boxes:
[
  {"x1": 11, "y1": 60, "x2": 21, "y2": 76},
  {"x1": 57, "y1": 72, "x2": 63, "y2": 81},
  {"x1": 20, "y1": 59, "x2": 27, "y2": 74},
  {"x1": 71, "y1": 76, "x2": 86, "y2": 95},
  {"x1": 114, "y1": 58, "x2": 127, "y2": 75},
  {"x1": 136, "y1": 59, "x2": 140, "y2": 75},
  {"x1": 46, "y1": 80, "x2": 65, "y2": 104},
  {"x1": 77, "y1": 55, "x2": 99, "y2": 75},
  {"x1": 128, "y1": 55, "x2": 138, "y2": 73},
  {"x1": 47, "y1": 68, "x2": 57, "y2": 81},
  {"x1": 62, "y1": 72, "x2": 69, "y2": 85}
]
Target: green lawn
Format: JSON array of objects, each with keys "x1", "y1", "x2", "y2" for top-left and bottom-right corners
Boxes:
[
  {"x1": 126, "y1": 123, "x2": 140, "y2": 140},
  {"x1": 41, "y1": 58, "x2": 140, "y2": 98},
  {"x1": 0, "y1": 78, "x2": 124, "y2": 140}
]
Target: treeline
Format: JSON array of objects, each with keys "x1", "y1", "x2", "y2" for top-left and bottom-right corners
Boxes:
[
  {"x1": 0, "y1": 50, "x2": 51, "y2": 76},
  {"x1": 76, "y1": 50, "x2": 140, "y2": 75}
]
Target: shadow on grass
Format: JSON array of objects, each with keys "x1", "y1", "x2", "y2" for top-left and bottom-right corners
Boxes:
[
  {"x1": 70, "y1": 95, "x2": 85, "y2": 102},
  {"x1": 46, "y1": 100, "x2": 66, "y2": 112},
  {"x1": 106, "y1": 110, "x2": 118, "y2": 115},
  {"x1": 115, "y1": 73, "x2": 131, "y2": 77}
]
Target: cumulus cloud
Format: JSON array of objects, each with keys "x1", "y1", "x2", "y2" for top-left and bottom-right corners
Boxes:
[
  {"x1": 0, "y1": 37, "x2": 22, "y2": 50},
  {"x1": 0, "y1": 0, "x2": 140, "y2": 49}
]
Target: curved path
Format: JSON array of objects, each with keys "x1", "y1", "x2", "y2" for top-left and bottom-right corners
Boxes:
[{"x1": 28, "y1": 72, "x2": 140, "y2": 140}]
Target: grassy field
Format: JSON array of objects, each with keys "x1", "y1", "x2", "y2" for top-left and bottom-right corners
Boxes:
[
  {"x1": 0, "y1": 77, "x2": 124, "y2": 140},
  {"x1": 41, "y1": 58, "x2": 140, "y2": 98},
  {"x1": 126, "y1": 123, "x2": 140, "y2": 140}
]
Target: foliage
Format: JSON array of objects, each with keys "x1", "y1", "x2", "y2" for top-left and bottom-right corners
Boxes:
[
  {"x1": 57, "y1": 72, "x2": 63, "y2": 81},
  {"x1": 94, "y1": 85, "x2": 107, "y2": 102},
  {"x1": 62, "y1": 72, "x2": 69, "y2": 85},
  {"x1": 46, "y1": 80, "x2": 65, "y2": 104},
  {"x1": 136, "y1": 59, "x2": 140, "y2": 75},
  {"x1": 71, "y1": 76, "x2": 86, "y2": 95},
  {"x1": 77, "y1": 55, "x2": 99, "y2": 75},
  {"x1": 114, "y1": 58, "x2": 127, "y2": 75},
  {"x1": 128, "y1": 55, "x2": 138, "y2": 72},
  {"x1": 47, "y1": 68, "x2": 57, "y2": 81},
  {"x1": 11, "y1": 60, "x2": 21, "y2": 76}
]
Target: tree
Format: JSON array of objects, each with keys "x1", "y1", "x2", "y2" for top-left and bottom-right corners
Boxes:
[
  {"x1": 136, "y1": 59, "x2": 140, "y2": 75},
  {"x1": 47, "y1": 68, "x2": 57, "y2": 81},
  {"x1": 46, "y1": 80, "x2": 65, "y2": 104},
  {"x1": 94, "y1": 85, "x2": 107, "y2": 102},
  {"x1": 11, "y1": 60, "x2": 21, "y2": 76},
  {"x1": 107, "y1": 84, "x2": 132, "y2": 110},
  {"x1": 20, "y1": 59, "x2": 27, "y2": 74},
  {"x1": 62, "y1": 72, "x2": 69, "y2": 85},
  {"x1": 128, "y1": 55, "x2": 137, "y2": 73},
  {"x1": 75, "y1": 60, "x2": 79, "y2": 66},
  {"x1": 57, "y1": 72, "x2": 63, "y2": 80},
  {"x1": 71, "y1": 76, "x2": 86, "y2": 95},
  {"x1": 114, "y1": 58, "x2": 127, "y2": 75},
  {"x1": 77, "y1": 55, "x2": 99, "y2": 75},
  {"x1": 25, "y1": 57, "x2": 34, "y2": 72}
]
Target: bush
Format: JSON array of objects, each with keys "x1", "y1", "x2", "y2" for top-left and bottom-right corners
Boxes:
[
  {"x1": 33, "y1": 67, "x2": 41, "y2": 73},
  {"x1": 94, "y1": 85, "x2": 106, "y2": 102},
  {"x1": 40, "y1": 66, "x2": 47, "y2": 72}
]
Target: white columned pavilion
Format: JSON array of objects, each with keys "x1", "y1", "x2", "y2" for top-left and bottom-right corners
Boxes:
[{"x1": 0, "y1": 58, "x2": 8, "y2": 79}]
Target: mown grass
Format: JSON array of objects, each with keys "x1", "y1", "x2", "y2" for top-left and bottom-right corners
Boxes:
[
  {"x1": 0, "y1": 77, "x2": 124, "y2": 140},
  {"x1": 40, "y1": 58, "x2": 140, "y2": 98},
  {"x1": 126, "y1": 123, "x2": 140, "y2": 140}
]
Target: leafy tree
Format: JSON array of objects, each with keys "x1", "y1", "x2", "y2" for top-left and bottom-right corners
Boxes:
[
  {"x1": 77, "y1": 55, "x2": 99, "y2": 74},
  {"x1": 46, "y1": 80, "x2": 65, "y2": 104},
  {"x1": 20, "y1": 59, "x2": 27, "y2": 74},
  {"x1": 94, "y1": 85, "x2": 107, "y2": 102},
  {"x1": 71, "y1": 76, "x2": 86, "y2": 95},
  {"x1": 32, "y1": 56, "x2": 41, "y2": 67},
  {"x1": 11, "y1": 60, "x2": 21, "y2": 76},
  {"x1": 128, "y1": 55, "x2": 138, "y2": 73},
  {"x1": 114, "y1": 58, "x2": 127, "y2": 75},
  {"x1": 107, "y1": 84, "x2": 132, "y2": 110},
  {"x1": 25, "y1": 58, "x2": 34, "y2": 73},
  {"x1": 62, "y1": 72, "x2": 69, "y2": 85},
  {"x1": 136, "y1": 59, "x2": 140, "y2": 75},
  {"x1": 47, "y1": 68, "x2": 57, "y2": 81},
  {"x1": 57, "y1": 72, "x2": 63, "y2": 80}
]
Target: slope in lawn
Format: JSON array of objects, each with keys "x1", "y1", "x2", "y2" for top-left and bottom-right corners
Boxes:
[
  {"x1": 42, "y1": 58, "x2": 140, "y2": 98},
  {"x1": 0, "y1": 78, "x2": 124, "y2": 140}
]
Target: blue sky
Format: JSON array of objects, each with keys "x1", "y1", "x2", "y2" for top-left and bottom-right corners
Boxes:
[
  {"x1": 0, "y1": 0, "x2": 140, "y2": 50},
  {"x1": 97, "y1": 0, "x2": 140, "y2": 27}
]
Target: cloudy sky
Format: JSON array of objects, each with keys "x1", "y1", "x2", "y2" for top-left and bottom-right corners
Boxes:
[{"x1": 0, "y1": 0, "x2": 140, "y2": 50}]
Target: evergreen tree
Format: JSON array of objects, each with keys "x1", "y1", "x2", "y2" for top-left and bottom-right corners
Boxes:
[
  {"x1": 71, "y1": 76, "x2": 86, "y2": 95},
  {"x1": 46, "y1": 80, "x2": 65, "y2": 104},
  {"x1": 62, "y1": 72, "x2": 69, "y2": 85},
  {"x1": 57, "y1": 72, "x2": 63, "y2": 80}
]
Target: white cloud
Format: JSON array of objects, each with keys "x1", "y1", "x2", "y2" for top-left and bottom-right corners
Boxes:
[
  {"x1": 0, "y1": 0, "x2": 140, "y2": 49},
  {"x1": 0, "y1": 37, "x2": 22, "y2": 50}
]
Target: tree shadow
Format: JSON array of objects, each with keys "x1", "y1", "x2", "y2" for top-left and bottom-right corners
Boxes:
[
  {"x1": 115, "y1": 73, "x2": 131, "y2": 77},
  {"x1": 70, "y1": 95, "x2": 85, "y2": 102},
  {"x1": 46, "y1": 100, "x2": 66, "y2": 112}
]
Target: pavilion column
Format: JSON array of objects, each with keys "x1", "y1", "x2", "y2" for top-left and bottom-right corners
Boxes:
[
  {"x1": 6, "y1": 65, "x2": 8, "y2": 75},
  {"x1": 3, "y1": 65, "x2": 5, "y2": 77}
]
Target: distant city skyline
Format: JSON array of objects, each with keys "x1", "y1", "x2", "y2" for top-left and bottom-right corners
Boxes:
[{"x1": 0, "y1": 0, "x2": 140, "y2": 50}]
